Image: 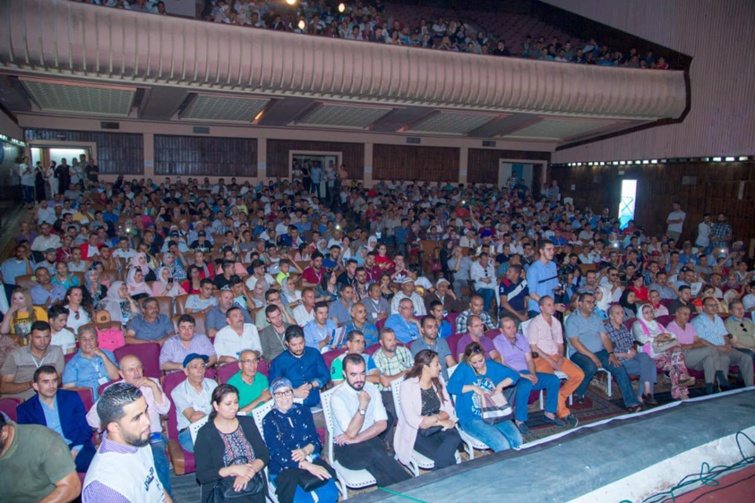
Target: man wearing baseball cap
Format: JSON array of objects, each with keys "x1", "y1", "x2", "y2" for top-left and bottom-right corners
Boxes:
[{"x1": 169, "y1": 353, "x2": 217, "y2": 453}]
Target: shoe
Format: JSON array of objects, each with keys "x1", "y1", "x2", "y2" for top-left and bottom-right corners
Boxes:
[
  {"x1": 516, "y1": 422, "x2": 531, "y2": 436},
  {"x1": 542, "y1": 415, "x2": 567, "y2": 427},
  {"x1": 564, "y1": 414, "x2": 579, "y2": 428},
  {"x1": 628, "y1": 404, "x2": 643, "y2": 413},
  {"x1": 679, "y1": 376, "x2": 696, "y2": 387},
  {"x1": 642, "y1": 394, "x2": 659, "y2": 406},
  {"x1": 574, "y1": 396, "x2": 587, "y2": 406}
]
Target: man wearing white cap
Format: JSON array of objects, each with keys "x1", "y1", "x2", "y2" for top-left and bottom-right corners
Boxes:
[
  {"x1": 389, "y1": 277, "x2": 426, "y2": 316},
  {"x1": 423, "y1": 278, "x2": 464, "y2": 313}
]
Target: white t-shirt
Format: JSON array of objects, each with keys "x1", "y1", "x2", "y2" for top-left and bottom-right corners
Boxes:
[
  {"x1": 51, "y1": 328, "x2": 77, "y2": 354},
  {"x1": 667, "y1": 210, "x2": 686, "y2": 233},
  {"x1": 213, "y1": 324, "x2": 262, "y2": 360},
  {"x1": 696, "y1": 222, "x2": 711, "y2": 247}
]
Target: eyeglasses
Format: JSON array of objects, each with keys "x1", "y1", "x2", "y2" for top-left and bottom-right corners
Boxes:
[
  {"x1": 273, "y1": 389, "x2": 293, "y2": 398},
  {"x1": 241, "y1": 358, "x2": 259, "y2": 364},
  {"x1": 740, "y1": 323, "x2": 748, "y2": 333}
]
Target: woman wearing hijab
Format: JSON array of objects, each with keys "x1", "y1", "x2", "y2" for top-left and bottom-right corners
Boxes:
[
  {"x1": 96, "y1": 281, "x2": 140, "y2": 324},
  {"x1": 619, "y1": 289, "x2": 639, "y2": 319},
  {"x1": 261, "y1": 378, "x2": 339, "y2": 503},
  {"x1": 593, "y1": 285, "x2": 612, "y2": 320},
  {"x1": 632, "y1": 304, "x2": 696, "y2": 400},
  {"x1": 151, "y1": 266, "x2": 187, "y2": 298},
  {"x1": 126, "y1": 268, "x2": 153, "y2": 300}
]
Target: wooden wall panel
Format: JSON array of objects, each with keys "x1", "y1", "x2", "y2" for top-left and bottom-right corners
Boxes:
[
  {"x1": 24, "y1": 129, "x2": 143, "y2": 175},
  {"x1": 467, "y1": 148, "x2": 550, "y2": 185},
  {"x1": 551, "y1": 161, "x2": 755, "y2": 245},
  {"x1": 373, "y1": 144, "x2": 459, "y2": 182},
  {"x1": 266, "y1": 140, "x2": 364, "y2": 179},
  {"x1": 154, "y1": 135, "x2": 257, "y2": 177}
]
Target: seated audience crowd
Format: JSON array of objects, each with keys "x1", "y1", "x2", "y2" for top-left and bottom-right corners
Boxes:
[
  {"x1": 0, "y1": 157, "x2": 753, "y2": 501},
  {"x1": 72, "y1": 0, "x2": 672, "y2": 69}
]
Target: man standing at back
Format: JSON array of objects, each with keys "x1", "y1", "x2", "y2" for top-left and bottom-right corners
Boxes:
[
  {"x1": 526, "y1": 240, "x2": 563, "y2": 318},
  {"x1": 83, "y1": 382, "x2": 171, "y2": 502},
  {"x1": 666, "y1": 201, "x2": 686, "y2": 241}
]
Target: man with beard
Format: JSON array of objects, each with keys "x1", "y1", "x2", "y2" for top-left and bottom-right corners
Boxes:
[
  {"x1": 330, "y1": 354, "x2": 411, "y2": 487},
  {"x1": 0, "y1": 401, "x2": 81, "y2": 501},
  {"x1": 82, "y1": 382, "x2": 171, "y2": 502}
]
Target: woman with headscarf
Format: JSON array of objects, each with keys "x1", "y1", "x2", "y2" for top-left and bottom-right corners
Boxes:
[
  {"x1": 261, "y1": 378, "x2": 339, "y2": 503},
  {"x1": 632, "y1": 304, "x2": 696, "y2": 400},
  {"x1": 162, "y1": 251, "x2": 187, "y2": 282},
  {"x1": 96, "y1": 281, "x2": 140, "y2": 324},
  {"x1": 619, "y1": 289, "x2": 639, "y2": 319},
  {"x1": 593, "y1": 285, "x2": 612, "y2": 320},
  {"x1": 126, "y1": 267, "x2": 152, "y2": 300},
  {"x1": 129, "y1": 252, "x2": 154, "y2": 280},
  {"x1": 84, "y1": 267, "x2": 108, "y2": 307},
  {"x1": 151, "y1": 266, "x2": 187, "y2": 298}
]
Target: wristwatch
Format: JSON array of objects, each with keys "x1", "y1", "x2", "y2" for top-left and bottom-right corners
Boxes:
[{"x1": 358, "y1": 408, "x2": 366, "y2": 416}]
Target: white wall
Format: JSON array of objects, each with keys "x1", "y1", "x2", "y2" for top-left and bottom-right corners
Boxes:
[{"x1": 545, "y1": 0, "x2": 755, "y2": 162}]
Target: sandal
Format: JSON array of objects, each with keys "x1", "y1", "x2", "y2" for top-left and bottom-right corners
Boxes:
[{"x1": 628, "y1": 404, "x2": 643, "y2": 414}]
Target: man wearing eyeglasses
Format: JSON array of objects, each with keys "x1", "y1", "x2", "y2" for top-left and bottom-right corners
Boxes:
[
  {"x1": 724, "y1": 301, "x2": 755, "y2": 363},
  {"x1": 691, "y1": 298, "x2": 753, "y2": 387},
  {"x1": 227, "y1": 350, "x2": 271, "y2": 415}
]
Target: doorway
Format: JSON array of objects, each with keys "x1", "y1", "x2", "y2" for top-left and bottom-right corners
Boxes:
[
  {"x1": 290, "y1": 151, "x2": 341, "y2": 199},
  {"x1": 498, "y1": 161, "x2": 536, "y2": 190}
]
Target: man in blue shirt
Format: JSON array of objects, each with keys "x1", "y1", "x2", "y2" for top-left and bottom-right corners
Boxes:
[
  {"x1": 385, "y1": 298, "x2": 421, "y2": 344},
  {"x1": 125, "y1": 297, "x2": 176, "y2": 345},
  {"x1": 526, "y1": 240, "x2": 563, "y2": 316},
  {"x1": 691, "y1": 297, "x2": 753, "y2": 387},
  {"x1": 565, "y1": 292, "x2": 642, "y2": 412},
  {"x1": 269, "y1": 325, "x2": 330, "y2": 408},
  {"x1": 62, "y1": 327, "x2": 120, "y2": 400},
  {"x1": 30, "y1": 267, "x2": 67, "y2": 307},
  {"x1": 18, "y1": 365, "x2": 96, "y2": 473},
  {"x1": 304, "y1": 301, "x2": 339, "y2": 351}
]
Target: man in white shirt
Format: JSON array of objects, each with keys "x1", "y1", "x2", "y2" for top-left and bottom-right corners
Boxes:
[
  {"x1": 170, "y1": 354, "x2": 217, "y2": 453},
  {"x1": 470, "y1": 252, "x2": 497, "y2": 313},
  {"x1": 82, "y1": 382, "x2": 169, "y2": 502},
  {"x1": 330, "y1": 354, "x2": 411, "y2": 487},
  {"x1": 695, "y1": 213, "x2": 712, "y2": 250},
  {"x1": 293, "y1": 287, "x2": 317, "y2": 327},
  {"x1": 666, "y1": 201, "x2": 686, "y2": 241},
  {"x1": 213, "y1": 307, "x2": 262, "y2": 363},
  {"x1": 30, "y1": 223, "x2": 62, "y2": 254},
  {"x1": 389, "y1": 278, "x2": 426, "y2": 316}
]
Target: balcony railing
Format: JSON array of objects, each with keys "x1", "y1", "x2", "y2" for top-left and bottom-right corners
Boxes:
[{"x1": 0, "y1": 0, "x2": 687, "y2": 120}]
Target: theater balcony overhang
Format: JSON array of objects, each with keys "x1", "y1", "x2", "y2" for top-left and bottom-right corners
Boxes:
[{"x1": 0, "y1": 0, "x2": 688, "y2": 145}]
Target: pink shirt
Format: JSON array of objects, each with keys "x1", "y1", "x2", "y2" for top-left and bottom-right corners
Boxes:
[
  {"x1": 97, "y1": 326, "x2": 126, "y2": 352},
  {"x1": 87, "y1": 378, "x2": 171, "y2": 433},
  {"x1": 525, "y1": 314, "x2": 564, "y2": 356},
  {"x1": 666, "y1": 321, "x2": 698, "y2": 345}
]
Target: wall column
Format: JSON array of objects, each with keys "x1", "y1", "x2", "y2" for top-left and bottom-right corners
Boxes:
[
  {"x1": 257, "y1": 138, "x2": 267, "y2": 180},
  {"x1": 459, "y1": 146, "x2": 468, "y2": 184},
  {"x1": 363, "y1": 143, "x2": 373, "y2": 187},
  {"x1": 143, "y1": 132, "x2": 154, "y2": 178}
]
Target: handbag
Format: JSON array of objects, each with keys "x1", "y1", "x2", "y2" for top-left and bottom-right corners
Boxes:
[
  {"x1": 480, "y1": 391, "x2": 513, "y2": 425},
  {"x1": 652, "y1": 338, "x2": 680, "y2": 353},
  {"x1": 418, "y1": 425, "x2": 443, "y2": 437},
  {"x1": 209, "y1": 456, "x2": 267, "y2": 502},
  {"x1": 297, "y1": 458, "x2": 337, "y2": 492}
]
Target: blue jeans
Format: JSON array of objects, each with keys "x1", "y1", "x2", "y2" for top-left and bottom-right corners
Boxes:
[
  {"x1": 151, "y1": 434, "x2": 172, "y2": 497},
  {"x1": 515, "y1": 371, "x2": 561, "y2": 422},
  {"x1": 571, "y1": 349, "x2": 640, "y2": 408},
  {"x1": 22, "y1": 185, "x2": 34, "y2": 204},
  {"x1": 459, "y1": 417, "x2": 523, "y2": 453},
  {"x1": 477, "y1": 288, "x2": 496, "y2": 313},
  {"x1": 177, "y1": 429, "x2": 194, "y2": 453}
]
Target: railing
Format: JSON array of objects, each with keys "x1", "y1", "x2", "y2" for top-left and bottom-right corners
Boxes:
[{"x1": 0, "y1": 0, "x2": 687, "y2": 120}]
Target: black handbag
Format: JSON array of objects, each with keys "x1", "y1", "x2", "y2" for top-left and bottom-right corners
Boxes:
[
  {"x1": 210, "y1": 456, "x2": 267, "y2": 502},
  {"x1": 296, "y1": 458, "x2": 337, "y2": 492},
  {"x1": 418, "y1": 425, "x2": 443, "y2": 437}
]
